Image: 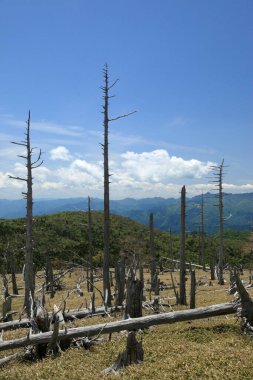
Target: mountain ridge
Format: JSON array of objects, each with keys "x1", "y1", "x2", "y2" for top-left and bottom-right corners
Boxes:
[{"x1": 0, "y1": 192, "x2": 253, "y2": 233}]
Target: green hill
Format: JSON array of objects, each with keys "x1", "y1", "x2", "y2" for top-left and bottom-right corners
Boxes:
[{"x1": 0, "y1": 211, "x2": 251, "y2": 272}]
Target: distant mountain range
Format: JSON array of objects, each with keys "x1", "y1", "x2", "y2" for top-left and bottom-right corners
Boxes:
[{"x1": 1, "y1": 192, "x2": 253, "y2": 233}]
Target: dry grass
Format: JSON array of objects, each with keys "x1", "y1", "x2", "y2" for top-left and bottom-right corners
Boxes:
[{"x1": 1, "y1": 269, "x2": 253, "y2": 380}]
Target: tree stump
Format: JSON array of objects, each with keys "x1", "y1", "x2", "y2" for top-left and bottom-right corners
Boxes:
[
  {"x1": 102, "y1": 331, "x2": 143, "y2": 374},
  {"x1": 125, "y1": 269, "x2": 143, "y2": 319}
]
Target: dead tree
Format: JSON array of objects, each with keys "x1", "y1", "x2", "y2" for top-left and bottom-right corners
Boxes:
[
  {"x1": 211, "y1": 159, "x2": 226, "y2": 285},
  {"x1": 101, "y1": 65, "x2": 136, "y2": 306},
  {"x1": 115, "y1": 254, "x2": 125, "y2": 307},
  {"x1": 190, "y1": 270, "x2": 196, "y2": 309},
  {"x1": 0, "y1": 302, "x2": 236, "y2": 352},
  {"x1": 87, "y1": 196, "x2": 94, "y2": 293},
  {"x1": 125, "y1": 268, "x2": 142, "y2": 319},
  {"x1": 199, "y1": 193, "x2": 205, "y2": 270},
  {"x1": 179, "y1": 185, "x2": 187, "y2": 305},
  {"x1": 9, "y1": 111, "x2": 43, "y2": 315},
  {"x1": 45, "y1": 253, "x2": 54, "y2": 298},
  {"x1": 149, "y1": 212, "x2": 157, "y2": 291},
  {"x1": 103, "y1": 331, "x2": 144, "y2": 374}
]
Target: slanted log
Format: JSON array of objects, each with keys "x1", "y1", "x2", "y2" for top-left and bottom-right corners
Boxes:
[
  {"x1": 0, "y1": 302, "x2": 235, "y2": 352},
  {"x1": 0, "y1": 352, "x2": 19, "y2": 367}
]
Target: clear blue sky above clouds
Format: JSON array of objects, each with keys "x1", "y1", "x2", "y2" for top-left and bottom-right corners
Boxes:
[{"x1": 0, "y1": 0, "x2": 252, "y2": 199}]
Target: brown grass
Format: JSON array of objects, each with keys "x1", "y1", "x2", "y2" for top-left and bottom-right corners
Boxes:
[{"x1": 1, "y1": 269, "x2": 253, "y2": 380}]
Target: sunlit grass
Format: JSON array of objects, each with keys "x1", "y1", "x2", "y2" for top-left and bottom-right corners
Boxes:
[{"x1": 1, "y1": 269, "x2": 253, "y2": 379}]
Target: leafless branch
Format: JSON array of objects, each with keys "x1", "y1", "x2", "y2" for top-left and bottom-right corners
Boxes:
[{"x1": 109, "y1": 110, "x2": 137, "y2": 122}]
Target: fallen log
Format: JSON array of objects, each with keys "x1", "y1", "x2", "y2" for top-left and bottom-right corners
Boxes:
[
  {"x1": 0, "y1": 302, "x2": 235, "y2": 352},
  {"x1": 0, "y1": 306, "x2": 124, "y2": 331},
  {"x1": 163, "y1": 257, "x2": 210, "y2": 270}
]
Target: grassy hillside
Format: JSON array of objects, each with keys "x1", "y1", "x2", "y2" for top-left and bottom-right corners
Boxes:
[{"x1": 0, "y1": 211, "x2": 252, "y2": 272}]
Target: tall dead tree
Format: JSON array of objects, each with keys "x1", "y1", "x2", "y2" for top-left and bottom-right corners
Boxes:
[
  {"x1": 101, "y1": 65, "x2": 136, "y2": 306},
  {"x1": 87, "y1": 196, "x2": 94, "y2": 293},
  {"x1": 199, "y1": 192, "x2": 205, "y2": 270},
  {"x1": 179, "y1": 185, "x2": 187, "y2": 305},
  {"x1": 149, "y1": 212, "x2": 156, "y2": 291},
  {"x1": 211, "y1": 159, "x2": 226, "y2": 285},
  {"x1": 9, "y1": 111, "x2": 43, "y2": 315}
]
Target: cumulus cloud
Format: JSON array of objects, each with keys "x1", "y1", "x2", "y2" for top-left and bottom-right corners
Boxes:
[
  {"x1": 1, "y1": 147, "x2": 253, "y2": 200},
  {"x1": 50, "y1": 146, "x2": 72, "y2": 161},
  {"x1": 120, "y1": 149, "x2": 214, "y2": 181}
]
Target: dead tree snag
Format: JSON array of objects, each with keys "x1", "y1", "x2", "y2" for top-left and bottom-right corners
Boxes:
[
  {"x1": 101, "y1": 65, "x2": 136, "y2": 306},
  {"x1": 9, "y1": 111, "x2": 43, "y2": 315}
]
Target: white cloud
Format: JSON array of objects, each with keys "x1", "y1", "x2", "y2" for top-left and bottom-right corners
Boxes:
[
  {"x1": 1, "y1": 146, "x2": 253, "y2": 200},
  {"x1": 120, "y1": 149, "x2": 214, "y2": 182},
  {"x1": 50, "y1": 146, "x2": 72, "y2": 161}
]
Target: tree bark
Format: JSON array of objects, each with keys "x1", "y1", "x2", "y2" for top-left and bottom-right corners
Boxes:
[{"x1": 190, "y1": 270, "x2": 196, "y2": 309}]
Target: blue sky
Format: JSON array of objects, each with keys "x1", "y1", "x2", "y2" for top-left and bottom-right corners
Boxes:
[{"x1": 0, "y1": 0, "x2": 252, "y2": 199}]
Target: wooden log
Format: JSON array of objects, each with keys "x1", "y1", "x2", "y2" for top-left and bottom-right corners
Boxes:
[
  {"x1": 0, "y1": 352, "x2": 19, "y2": 367},
  {"x1": 0, "y1": 302, "x2": 235, "y2": 352},
  {"x1": 164, "y1": 258, "x2": 210, "y2": 271},
  {"x1": 0, "y1": 305, "x2": 124, "y2": 331}
]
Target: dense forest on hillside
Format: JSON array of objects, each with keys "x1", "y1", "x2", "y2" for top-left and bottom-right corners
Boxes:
[{"x1": 0, "y1": 211, "x2": 251, "y2": 272}]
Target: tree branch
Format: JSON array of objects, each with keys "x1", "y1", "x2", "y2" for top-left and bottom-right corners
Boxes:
[{"x1": 109, "y1": 110, "x2": 137, "y2": 122}]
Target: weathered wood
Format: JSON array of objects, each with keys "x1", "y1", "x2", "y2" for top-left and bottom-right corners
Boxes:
[
  {"x1": 149, "y1": 213, "x2": 156, "y2": 291},
  {"x1": 115, "y1": 255, "x2": 125, "y2": 306},
  {"x1": 103, "y1": 331, "x2": 143, "y2": 374},
  {"x1": 0, "y1": 302, "x2": 235, "y2": 351},
  {"x1": 190, "y1": 270, "x2": 196, "y2": 309},
  {"x1": 2, "y1": 296, "x2": 12, "y2": 322},
  {"x1": 45, "y1": 254, "x2": 54, "y2": 298},
  {"x1": 179, "y1": 185, "x2": 186, "y2": 305},
  {"x1": 125, "y1": 269, "x2": 143, "y2": 318},
  {"x1": 0, "y1": 305, "x2": 124, "y2": 331},
  {"x1": 0, "y1": 352, "x2": 19, "y2": 367},
  {"x1": 102, "y1": 65, "x2": 112, "y2": 306},
  {"x1": 164, "y1": 258, "x2": 210, "y2": 270}
]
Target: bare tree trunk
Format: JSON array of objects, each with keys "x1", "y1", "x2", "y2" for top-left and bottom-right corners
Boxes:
[
  {"x1": 179, "y1": 186, "x2": 187, "y2": 305},
  {"x1": 149, "y1": 213, "x2": 156, "y2": 291},
  {"x1": 88, "y1": 196, "x2": 94, "y2": 293},
  {"x1": 102, "y1": 65, "x2": 112, "y2": 307},
  {"x1": 218, "y1": 163, "x2": 224, "y2": 285},
  {"x1": 101, "y1": 65, "x2": 136, "y2": 306},
  {"x1": 9, "y1": 111, "x2": 43, "y2": 316},
  {"x1": 115, "y1": 254, "x2": 125, "y2": 307},
  {"x1": 190, "y1": 270, "x2": 196, "y2": 309},
  {"x1": 25, "y1": 114, "x2": 34, "y2": 312},
  {"x1": 103, "y1": 331, "x2": 143, "y2": 374},
  {"x1": 45, "y1": 253, "x2": 54, "y2": 298},
  {"x1": 211, "y1": 159, "x2": 225, "y2": 285},
  {"x1": 200, "y1": 193, "x2": 205, "y2": 270},
  {"x1": 11, "y1": 272, "x2": 18, "y2": 295},
  {"x1": 125, "y1": 268, "x2": 142, "y2": 319}
]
